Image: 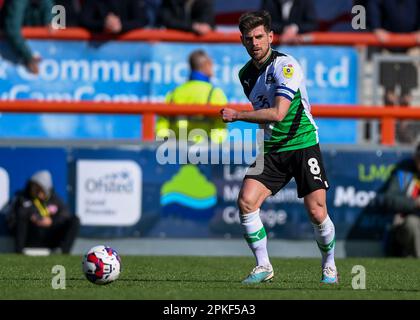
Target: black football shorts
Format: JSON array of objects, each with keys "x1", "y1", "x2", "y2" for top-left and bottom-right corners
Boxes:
[{"x1": 244, "y1": 143, "x2": 329, "y2": 198}]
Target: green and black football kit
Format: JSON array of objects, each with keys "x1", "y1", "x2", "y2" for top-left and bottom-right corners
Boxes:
[{"x1": 240, "y1": 49, "x2": 329, "y2": 198}]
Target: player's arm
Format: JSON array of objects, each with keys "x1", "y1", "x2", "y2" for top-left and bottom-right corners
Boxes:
[{"x1": 221, "y1": 96, "x2": 291, "y2": 123}]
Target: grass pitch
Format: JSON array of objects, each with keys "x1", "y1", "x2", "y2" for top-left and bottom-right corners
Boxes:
[{"x1": 0, "y1": 255, "x2": 419, "y2": 300}]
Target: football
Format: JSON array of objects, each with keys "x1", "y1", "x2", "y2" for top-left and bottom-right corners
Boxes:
[{"x1": 82, "y1": 245, "x2": 121, "y2": 285}]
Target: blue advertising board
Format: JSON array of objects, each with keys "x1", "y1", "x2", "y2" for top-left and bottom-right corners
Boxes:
[
  {"x1": 0, "y1": 40, "x2": 358, "y2": 142},
  {"x1": 0, "y1": 148, "x2": 68, "y2": 235},
  {"x1": 0, "y1": 146, "x2": 410, "y2": 240},
  {"x1": 0, "y1": 148, "x2": 68, "y2": 200}
]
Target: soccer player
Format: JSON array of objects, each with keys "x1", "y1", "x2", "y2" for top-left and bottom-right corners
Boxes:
[{"x1": 221, "y1": 11, "x2": 338, "y2": 284}]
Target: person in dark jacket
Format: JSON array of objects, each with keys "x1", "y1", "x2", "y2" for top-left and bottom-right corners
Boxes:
[
  {"x1": 80, "y1": 0, "x2": 149, "y2": 34},
  {"x1": 382, "y1": 143, "x2": 420, "y2": 258},
  {"x1": 6, "y1": 170, "x2": 79, "y2": 254},
  {"x1": 157, "y1": 0, "x2": 215, "y2": 35},
  {"x1": 2, "y1": 0, "x2": 53, "y2": 74},
  {"x1": 261, "y1": 0, "x2": 317, "y2": 43}
]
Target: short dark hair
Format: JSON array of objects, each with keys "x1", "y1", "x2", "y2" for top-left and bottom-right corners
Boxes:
[
  {"x1": 188, "y1": 49, "x2": 210, "y2": 71},
  {"x1": 239, "y1": 10, "x2": 271, "y2": 35}
]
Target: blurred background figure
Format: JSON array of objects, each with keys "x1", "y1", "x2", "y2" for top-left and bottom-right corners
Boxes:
[
  {"x1": 156, "y1": 49, "x2": 228, "y2": 144},
  {"x1": 367, "y1": 0, "x2": 420, "y2": 144},
  {"x1": 157, "y1": 0, "x2": 215, "y2": 35},
  {"x1": 382, "y1": 143, "x2": 420, "y2": 258},
  {"x1": 2, "y1": 0, "x2": 54, "y2": 74},
  {"x1": 80, "y1": 0, "x2": 149, "y2": 34},
  {"x1": 5, "y1": 170, "x2": 79, "y2": 255},
  {"x1": 261, "y1": 0, "x2": 318, "y2": 43}
]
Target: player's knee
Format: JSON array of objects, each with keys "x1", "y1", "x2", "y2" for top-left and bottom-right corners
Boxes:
[
  {"x1": 237, "y1": 194, "x2": 259, "y2": 214},
  {"x1": 306, "y1": 200, "x2": 327, "y2": 223}
]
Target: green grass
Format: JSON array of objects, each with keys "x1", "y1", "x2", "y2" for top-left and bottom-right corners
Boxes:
[{"x1": 0, "y1": 255, "x2": 419, "y2": 299}]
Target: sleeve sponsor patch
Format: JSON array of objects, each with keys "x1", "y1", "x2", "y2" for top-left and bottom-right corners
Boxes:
[{"x1": 282, "y1": 64, "x2": 294, "y2": 78}]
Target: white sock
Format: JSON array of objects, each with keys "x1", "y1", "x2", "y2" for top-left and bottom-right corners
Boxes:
[
  {"x1": 312, "y1": 215, "x2": 336, "y2": 268},
  {"x1": 240, "y1": 209, "x2": 270, "y2": 267}
]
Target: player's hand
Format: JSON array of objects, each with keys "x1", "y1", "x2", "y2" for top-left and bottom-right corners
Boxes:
[
  {"x1": 37, "y1": 217, "x2": 53, "y2": 228},
  {"x1": 104, "y1": 13, "x2": 122, "y2": 34},
  {"x1": 415, "y1": 31, "x2": 420, "y2": 44},
  {"x1": 374, "y1": 28, "x2": 390, "y2": 43},
  {"x1": 31, "y1": 215, "x2": 52, "y2": 228},
  {"x1": 192, "y1": 23, "x2": 212, "y2": 35},
  {"x1": 26, "y1": 56, "x2": 41, "y2": 75},
  {"x1": 281, "y1": 24, "x2": 299, "y2": 43},
  {"x1": 221, "y1": 108, "x2": 238, "y2": 122}
]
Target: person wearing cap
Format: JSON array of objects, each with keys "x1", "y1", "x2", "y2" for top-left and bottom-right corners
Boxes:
[
  {"x1": 6, "y1": 170, "x2": 79, "y2": 254},
  {"x1": 382, "y1": 143, "x2": 420, "y2": 258}
]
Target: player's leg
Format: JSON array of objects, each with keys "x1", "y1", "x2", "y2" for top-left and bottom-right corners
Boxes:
[
  {"x1": 397, "y1": 66, "x2": 417, "y2": 142},
  {"x1": 399, "y1": 61, "x2": 417, "y2": 107},
  {"x1": 238, "y1": 178, "x2": 274, "y2": 283},
  {"x1": 380, "y1": 62, "x2": 397, "y2": 106},
  {"x1": 294, "y1": 144, "x2": 337, "y2": 283},
  {"x1": 304, "y1": 189, "x2": 338, "y2": 283},
  {"x1": 239, "y1": 151, "x2": 292, "y2": 283}
]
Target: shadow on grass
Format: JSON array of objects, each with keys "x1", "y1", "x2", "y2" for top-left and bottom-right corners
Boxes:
[{"x1": 239, "y1": 285, "x2": 420, "y2": 293}]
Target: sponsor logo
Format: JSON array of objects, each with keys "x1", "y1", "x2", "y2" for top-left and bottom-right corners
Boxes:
[
  {"x1": 358, "y1": 164, "x2": 395, "y2": 182},
  {"x1": 266, "y1": 73, "x2": 275, "y2": 84},
  {"x1": 161, "y1": 165, "x2": 216, "y2": 210},
  {"x1": 314, "y1": 175, "x2": 323, "y2": 182},
  {"x1": 282, "y1": 64, "x2": 294, "y2": 78},
  {"x1": 76, "y1": 160, "x2": 142, "y2": 226},
  {"x1": 334, "y1": 186, "x2": 376, "y2": 207}
]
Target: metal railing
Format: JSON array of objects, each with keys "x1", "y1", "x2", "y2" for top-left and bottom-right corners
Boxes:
[
  {"x1": 16, "y1": 27, "x2": 419, "y2": 47},
  {"x1": 1, "y1": 28, "x2": 418, "y2": 145},
  {"x1": 1, "y1": 100, "x2": 419, "y2": 145}
]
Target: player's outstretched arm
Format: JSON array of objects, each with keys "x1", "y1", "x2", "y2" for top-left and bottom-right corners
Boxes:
[{"x1": 221, "y1": 96, "x2": 291, "y2": 123}]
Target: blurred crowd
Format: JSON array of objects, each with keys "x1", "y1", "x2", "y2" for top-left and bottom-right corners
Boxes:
[
  {"x1": 0, "y1": 0, "x2": 418, "y2": 142},
  {"x1": 0, "y1": 0, "x2": 418, "y2": 70},
  {"x1": 0, "y1": 0, "x2": 321, "y2": 73}
]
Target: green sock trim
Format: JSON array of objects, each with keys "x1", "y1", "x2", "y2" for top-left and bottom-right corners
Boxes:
[
  {"x1": 317, "y1": 238, "x2": 335, "y2": 252},
  {"x1": 244, "y1": 227, "x2": 267, "y2": 244}
]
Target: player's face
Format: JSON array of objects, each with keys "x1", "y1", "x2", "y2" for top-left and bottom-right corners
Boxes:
[
  {"x1": 241, "y1": 25, "x2": 273, "y2": 65},
  {"x1": 202, "y1": 57, "x2": 214, "y2": 78},
  {"x1": 29, "y1": 183, "x2": 47, "y2": 201}
]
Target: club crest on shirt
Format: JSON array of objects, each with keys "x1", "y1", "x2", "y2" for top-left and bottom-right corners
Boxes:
[
  {"x1": 266, "y1": 73, "x2": 275, "y2": 84},
  {"x1": 282, "y1": 64, "x2": 294, "y2": 78}
]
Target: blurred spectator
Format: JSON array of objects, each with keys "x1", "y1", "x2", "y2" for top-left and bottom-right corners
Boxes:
[
  {"x1": 143, "y1": 0, "x2": 162, "y2": 28},
  {"x1": 367, "y1": 0, "x2": 420, "y2": 143},
  {"x1": 2, "y1": 0, "x2": 54, "y2": 74},
  {"x1": 5, "y1": 170, "x2": 79, "y2": 254},
  {"x1": 54, "y1": 0, "x2": 82, "y2": 27},
  {"x1": 157, "y1": 0, "x2": 215, "y2": 35},
  {"x1": 261, "y1": 0, "x2": 318, "y2": 43},
  {"x1": 0, "y1": 0, "x2": 4, "y2": 13},
  {"x1": 156, "y1": 49, "x2": 228, "y2": 144},
  {"x1": 382, "y1": 143, "x2": 420, "y2": 258},
  {"x1": 80, "y1": 0, "x2": 149, "y2": 34}
]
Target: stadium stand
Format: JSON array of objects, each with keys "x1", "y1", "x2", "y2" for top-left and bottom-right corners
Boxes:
[{"x1": 0, "y1": 0, "x2": 419, "y2": 259}]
